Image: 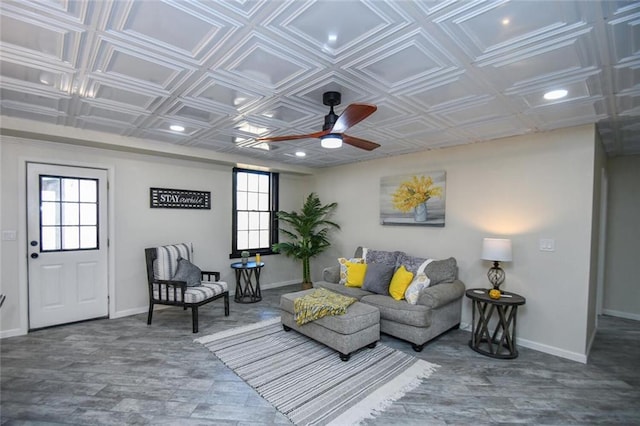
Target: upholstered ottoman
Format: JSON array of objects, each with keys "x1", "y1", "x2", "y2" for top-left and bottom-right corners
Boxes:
[{"x1": 280, "y1": 289, "x2": 380, "y2": 361}]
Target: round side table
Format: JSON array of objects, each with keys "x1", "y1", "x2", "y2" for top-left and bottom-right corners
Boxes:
[
  {"x1": 231, "y1": 261, "x2": 264, "y2": 303},
  {"x1": 465, "y1": 288, "x2": 526, "y2": 359}
]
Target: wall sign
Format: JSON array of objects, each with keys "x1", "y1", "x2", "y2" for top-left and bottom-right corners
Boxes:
[{"x1": 150, "y1": 188, "x2": 211, "y2": 209}]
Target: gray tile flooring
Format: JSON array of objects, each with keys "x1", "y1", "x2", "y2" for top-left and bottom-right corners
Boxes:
[{"x1": 1, "y1": 284, "x2": 639, "y2": 425}]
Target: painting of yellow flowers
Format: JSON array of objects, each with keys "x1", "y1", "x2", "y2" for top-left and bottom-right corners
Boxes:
[{"x1": 380, "y1": 171, "x2": 446, "y2": 226}]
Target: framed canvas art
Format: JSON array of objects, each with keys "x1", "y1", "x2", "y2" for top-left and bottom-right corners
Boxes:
[{"x1": 380, "y1": 171, "x2": 446, "y2": 227}]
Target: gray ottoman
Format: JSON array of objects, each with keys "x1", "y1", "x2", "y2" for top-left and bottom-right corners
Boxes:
[{"x1": 280, "y1": 289, "x2": 380, "y2": 361}]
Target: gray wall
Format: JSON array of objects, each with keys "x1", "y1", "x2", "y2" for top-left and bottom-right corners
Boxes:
[
  {"x1": 312, "y1": 125, "x2": 599, "y2": 362},
  {"x1": 604, "y1": 154, "x2": 640, "y2": 320},
  {"x1": 0, "y1": 136, "x2": 311, "y2": 335}
]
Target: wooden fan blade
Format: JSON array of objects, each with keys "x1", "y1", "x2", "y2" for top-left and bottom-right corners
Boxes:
[
  {"x1": 257, "y1": 129, "x2": 328, "y2": 142},
  {"x1": 343, "y1": 134, "x2": 380, "y2": 151},
  {"x1": 331, "y1": 104, "x2": 377, "y2": 134}
]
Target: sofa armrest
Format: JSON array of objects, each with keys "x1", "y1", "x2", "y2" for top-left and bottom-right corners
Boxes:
[
  {"x1": 417, "y1": 280, "x2": 465, "y2": 309},
  {"x1": 322, "y1": 265, "x2": 340, "y2": 284}
]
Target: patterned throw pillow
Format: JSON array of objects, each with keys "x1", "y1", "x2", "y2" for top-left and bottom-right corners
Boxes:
[
  {"x1": 338, "y1": 257, "x2": 365, "y2": 285},
  {"x1": 172, "y1": 257, "x2": 202, "y2": 287},
  {"x1": 388, "y1": 265, "x2": 414, "y2": 301},
  {"x1": 365, "y1": 249, "x2": 403, "y2": 267},
  {"x1": 405, "y1": 273, "x2": 432, "y2": 304}
]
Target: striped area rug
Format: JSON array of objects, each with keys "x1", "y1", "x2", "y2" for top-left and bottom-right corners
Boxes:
[{"x1": 195, "y1": 317, "x2": 439, "y2": 426}]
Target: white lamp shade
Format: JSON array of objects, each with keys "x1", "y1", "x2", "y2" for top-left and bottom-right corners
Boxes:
[
  {"x1": 481, "y1": 238, "x2": 512, "y2": 262},
  {"x1": 320, "y1": 134, "x2": 342, "y2": 149}
]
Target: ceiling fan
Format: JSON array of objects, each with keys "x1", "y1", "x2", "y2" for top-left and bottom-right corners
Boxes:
[{"x1": 257, "y1": 91, "x2": 380, "y2": 151}]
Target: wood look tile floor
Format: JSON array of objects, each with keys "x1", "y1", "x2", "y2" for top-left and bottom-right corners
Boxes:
[{"x1": 1, "y1": 284, "x2": 639, "y2": 425}]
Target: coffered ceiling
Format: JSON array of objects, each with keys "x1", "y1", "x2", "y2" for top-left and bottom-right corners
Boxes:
[{"x1": 1, "y1": 0, "x2": 639, "y2": 168}]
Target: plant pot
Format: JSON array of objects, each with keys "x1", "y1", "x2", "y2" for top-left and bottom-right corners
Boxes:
[
  {"x1": 301, "y1": 282, "x2": 313, "y2": 290},
  {"x1": 241, "y1": 258, "x2": 248, "y2": 265}
]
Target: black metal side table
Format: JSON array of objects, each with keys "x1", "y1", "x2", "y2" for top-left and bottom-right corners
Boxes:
[
  {"x1": 231, "y1": 261, "x2": 264, "y2": 303},
  {"x1": 466, "y1": 288, "x2": 526, "y2": 359}
]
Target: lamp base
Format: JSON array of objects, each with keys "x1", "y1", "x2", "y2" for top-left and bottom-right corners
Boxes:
[{"x1": 487, "y1": 261, "x2": 505, "y2": 290}]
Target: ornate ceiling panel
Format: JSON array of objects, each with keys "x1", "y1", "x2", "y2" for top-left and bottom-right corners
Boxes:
[{"x1": 1, "y1": 0, "x2": 638, "y2": 168}]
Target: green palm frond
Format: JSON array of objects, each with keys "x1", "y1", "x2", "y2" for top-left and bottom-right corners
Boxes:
[{"x1": 272, "y1": 193, "x2": 340, "y2": 284}]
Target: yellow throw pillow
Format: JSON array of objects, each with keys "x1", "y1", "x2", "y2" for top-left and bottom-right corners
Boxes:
[
  {"x1": 345, "y1": 262, "x2": 368, "y2": 287},
  {"x1": 388, "y1": 265, "x2": 414, "y2": 300}
]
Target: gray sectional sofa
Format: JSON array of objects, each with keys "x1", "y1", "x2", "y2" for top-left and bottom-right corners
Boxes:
[{"x1": 315, "y1": 247, "x2": 465, "y2": 351}]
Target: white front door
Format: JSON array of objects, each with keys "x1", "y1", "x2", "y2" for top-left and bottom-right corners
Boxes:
[{"x1": 27, "y1": 163, "x2": 109, "y2": 329}]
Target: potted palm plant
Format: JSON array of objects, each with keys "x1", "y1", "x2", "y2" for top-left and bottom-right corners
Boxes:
[{"x1": 272, "y1": 193, "x2": 340, "y2": 289}]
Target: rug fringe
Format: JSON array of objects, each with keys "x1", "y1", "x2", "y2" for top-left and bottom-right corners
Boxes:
[
  {"x1": 326, "y1": 359, "x2": 438, "y2": 426},
  {"x1": 194, "y1": 317, "x2": 281, "y2": 345}
]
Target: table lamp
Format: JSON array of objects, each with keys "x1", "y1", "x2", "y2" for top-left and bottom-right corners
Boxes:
[{"x1": 481, "y1": 238, "x2": 512, "y2": 290}]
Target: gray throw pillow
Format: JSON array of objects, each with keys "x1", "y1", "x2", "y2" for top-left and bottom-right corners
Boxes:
[
  {"x1": 172, "y1": 257, "x2": 202, "y2": 287},
  {"x1": 425, "y1": 257, "x2": 457, "y2": 285},
  {"x1": 362, "y1": 262, "x2": 396, "y2": 295}
]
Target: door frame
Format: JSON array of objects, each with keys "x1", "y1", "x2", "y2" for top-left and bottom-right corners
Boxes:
[{"x1": 17, "y1": 157, "x2": 116, "y2": 335}]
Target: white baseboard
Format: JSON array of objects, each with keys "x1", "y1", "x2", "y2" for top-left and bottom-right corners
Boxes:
[
  {"x1": 602, "y1": 309, "x2": 640, "y2": 322},
  {"x1": 0, "y1": 328, "x2": 26, "y2": 339},
  {"x1": 458, "y1": 322, "x2": 587, "y2": 363}
]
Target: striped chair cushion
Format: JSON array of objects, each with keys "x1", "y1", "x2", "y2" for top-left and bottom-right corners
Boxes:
[
  {"x1": 153, "y1": 243, "x2": 193, "y2": 280},
  {"x1": 153, "y1": 281, "x2": 228, "y2": 304}
]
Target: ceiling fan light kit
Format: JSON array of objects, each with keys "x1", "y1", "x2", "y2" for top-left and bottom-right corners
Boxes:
[
  {"x1": 257, "y1": 91, "x2": 380, "y2": 151},
  {"x1": 320, "y1": 134, "x2": 343, "y2": 149}
]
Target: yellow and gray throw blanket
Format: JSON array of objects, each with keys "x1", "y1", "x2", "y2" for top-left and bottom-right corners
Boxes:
[{"x1": 294, "y1": 288, "x2": 357, "y2": 326}]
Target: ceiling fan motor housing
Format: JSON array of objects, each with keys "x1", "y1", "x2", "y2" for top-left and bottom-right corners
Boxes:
[{"x1": 322, "y1": 91, "x2": 341, "y2": 131}]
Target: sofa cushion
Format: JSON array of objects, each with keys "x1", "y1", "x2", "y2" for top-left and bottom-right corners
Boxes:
[
  {"x1": 361, "y1": 294, "x2": 431, "y2": 328},
  {"x1": 365, "y1": 249, "x2": 403, "y2": 267},
  {"x1": 172, "y1": 257, "x2": 202, "y2": 287},
  {"x1": 425, "y1": 257, "x2": 458, "y2": 285},
  {"x1": 362, "y1": 262, "x2": 395, "y2": 295},
  {"x1": 388, "y1": 265, "x2": 414, "y2": 301},
  {"x1": 314, "y1": 282, "x2": 373, "y2": 300},
  {"x1": 345, "y1": 262, "x2": 367, "y2": 287}
]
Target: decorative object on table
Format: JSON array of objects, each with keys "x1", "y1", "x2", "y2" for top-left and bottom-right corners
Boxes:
[
  {"x1": 195, "y1": 318, "x2": 438, "y2": 425},
  {"x1": 149, "y1": 188, "x2": 211, "y2": 209},
  {"x1": 231, "y1": 260, "x2": 264, "y2": 303},
  {"x1": 255, "y1": 253, "x2": 261, "y2": 263},
  {"x1": 488, "y1": 288, "x2": 502, "y2": 299},
  {"x1": 272, "y1": 193, "x2": 340, "y2": 290},
  {"x1": 465, "y1": 288, "x2": 526, "y2": 359},
  {"x1": 240, "y1": 250, "x2": 250, "y2": 265},
  {"x1": 481, "y1": 238, "x2": 512, "y2": 290},
  {"x1": 380, "y1": 171, "x2": 446, "y2": 226}
]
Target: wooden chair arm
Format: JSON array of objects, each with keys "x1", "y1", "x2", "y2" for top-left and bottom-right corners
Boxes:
[
  {"x1": 201, "y1": 271, "x2": 221, "y2": 281},
  {"x1": 153, "y1": 279, "x2": 187, "y2": 289}
]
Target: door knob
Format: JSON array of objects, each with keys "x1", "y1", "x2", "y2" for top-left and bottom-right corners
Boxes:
[{"x1": 30, "y1": 253, "x2": 39, "y2": 259}]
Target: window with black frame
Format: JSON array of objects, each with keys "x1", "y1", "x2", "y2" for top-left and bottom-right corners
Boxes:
[{"x1": 231, "y1": 167, "x2": 279, "y2": 258}]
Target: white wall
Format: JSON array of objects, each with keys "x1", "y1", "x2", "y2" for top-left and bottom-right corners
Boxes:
[
  {"x1": 312, "y1": 125, "x2": 598, "y2": 362},
  {"x1": 604, "y1": 154, "x2": 640, "y2": 320},
  {"x1": 0, "y1": 136, "x2": 311, "y2": 336}
]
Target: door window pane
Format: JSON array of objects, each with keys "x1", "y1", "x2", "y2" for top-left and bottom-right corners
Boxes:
[
  {"x1": 40, "y1": 175, "x2": 99, "y2": 252},
  {"x1": 62, "y1": 226, "x2": 80, "y2": 250},
  {"x1": 62, "y1": 203, "x2": 80, "y2": 225}
]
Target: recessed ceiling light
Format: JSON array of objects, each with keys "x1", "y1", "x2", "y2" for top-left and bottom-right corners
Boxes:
[
  {"x1": 170, "y1": 124, "x2": 185, "y2": 132},
  {"x1": 295, "y1": 151, "x2": 306, "y2": 157},
  {"x1": 543, "y1": 89, "x2": 568, "y2": 100},
  {"x1": 502, "y1": 18, "x2": 510, "y2": 25}
]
